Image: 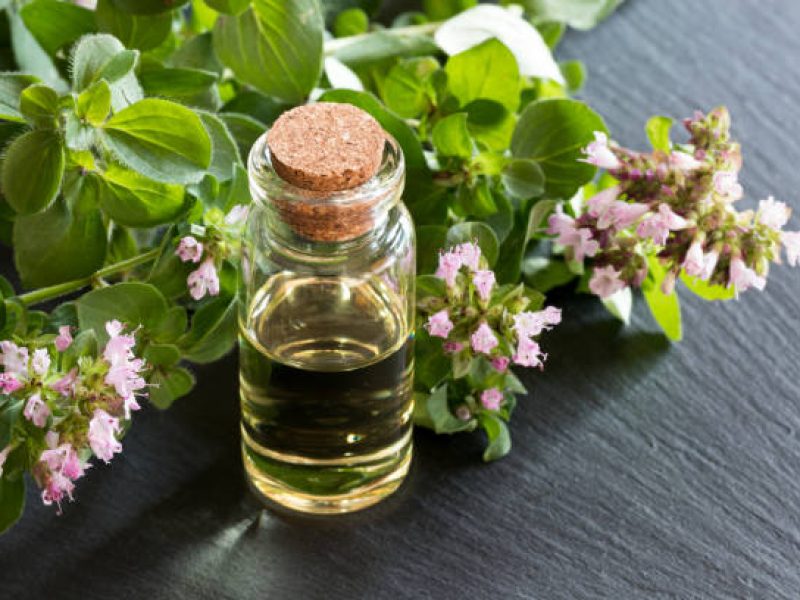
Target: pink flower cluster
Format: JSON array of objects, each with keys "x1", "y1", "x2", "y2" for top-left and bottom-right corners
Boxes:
[
  {"x1": 176, "y1": 236, "x2": 219, "y2": 301},
  {"x1": 556, "y1": 107, "x2": 800, "y2": 299},
  {"x1": 0, "y1": 321, "x2": 148, "y2": 512}
]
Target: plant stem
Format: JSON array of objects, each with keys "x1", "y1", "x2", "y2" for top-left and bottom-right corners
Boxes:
[
  {"x1": 323, "y1": 21, "x2": 441, "y2": 55},
  {"x1": 16, "y1": 248, "x2": 162, "y2": 307}
]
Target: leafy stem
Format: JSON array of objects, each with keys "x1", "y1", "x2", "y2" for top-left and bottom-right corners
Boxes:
[
  {"x1": 323, "y1": 21, "x2": 442, "y2": 55},
  {"x1": 15, "y1": 248, "x2": 162, "y2": 307}
]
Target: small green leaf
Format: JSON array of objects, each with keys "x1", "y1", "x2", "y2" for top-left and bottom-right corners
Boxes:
[
  {"x1": 423, "y1": 0, "x2": 476, "y2": 20},
  {"x1": 527, "y1": 198, "x2": 558, "y2": 238},
  {"x1": 179, "y1": 295, "x2": 237, "y2": 363},
  {"x1": 559, "y1": 59, "x2": 586, "y2": 92},
  {"x1": 0, "y1": 399, "x2": 22, "y2": 448},
  {"x1": 445, "y1": 38, "x2": 520, "y2": 112},
  {"x1": 2, "y1": 129, "x2": 64, "y2": 214},
  {"x1": 484, "y1": 189, "x2": 514, "y2": 243},
  {"x1": 70, "y1": 34, "x2": 143, "y2": 111},
  {"x1": 414, "y1": 328, "x2": 450, "y2": 390},
  {"x1": 511, "y1": 98, "x2": 607, "y2": 199},
  {"x1": 455, "y1": 178, "x2": 496, "y2": 219},
  {"x1": 219, "y1": 112, "x2": 265, "y2": 162},
  {"x1": 96, "y1": 0, "x2": 172, "y2": 51},
  {"x1": 645, "y1": 115, "x2": 673, "y2": 153},
  {"x1": 20, "y1": 0, "x2": 96, "y2": 56},
  {"x1": 19, "y1": 83, "x2": 59, "y2": 127},
  {"x1": 76, "y1": 80, "x2": 111, "y2": 126},
  {"x1": 502, "y1": 159, "x2": 545, "y2": 199},
  {"x1": 679, "y1": 272, "x2": 735, "y2": 301},
  {"x1": 138, "y1": 66, "x2": 220, "y2": 106},
  {"x1": 416, "y1": 273, "x2": 446, "y2": 300},
  {"x1": 107, "y1": 224, "x2": 138, "y2": 263},
  {"x1": 213, "y1": 0, "x2": 324, "y2": 103},
  {"x1": 204, "y1": 0, "x2": 250, "y2": 15},
  {"x1": 14, "y1": 196, "x2": 107, "y2": 288},
  {"x1": 197, "y1": 111, "x2": 242, "y2": 181},
  {"x1": 143, "y1": 343, "x2": 181, "y2": 366},
  {"x1": 427, "y1": 384, "x2": 473, "y2": 433},
  {"x1": 0, "y1": 476, "x2": 25, "y2": 534},
  {"x1": 464, "y1": 99, "x2": 514, "y2": 152},
  {"x1": 432, "y1": 112, "x2": 472, "y2": 159},
  {"x1": 643, "y1": 259, "x2": 682, "y2": 341},
  {"x1": 479, "y1": 411, "x2": 511, "y2": 462},
  {"x1": 101, "y1": 98, "x2": 212, "y2": 184},
  {"x1": 151, "y1": 305, "x2": 189, "y2": 342},
  {"x1": 109, "y1": 0, "x2": 189, "y2": 14},
  {"x1": 98, "y1": 164, "x2": 188, "y2": 227},
  {"x1": 221, "y1": 90, "x2": 289, "y2": 125},
  {"x1": 446, "y1": 221, "x2": 499, "y2": 266},
  {"x1": 0, "y1": 74, "x2": 40, "y2": 123},
  {"x1": 77, "y1": 282, "x2": 170, "y2": 344},
  {"x1": 149, "y1": 366, "x2": 196, "y2": 409},
  {"x1": 381, "y1": 57, "x2": 437, "y2": 118},
  {"x1": 333, "y1": 7, "x2": 369, "y2": 37}
]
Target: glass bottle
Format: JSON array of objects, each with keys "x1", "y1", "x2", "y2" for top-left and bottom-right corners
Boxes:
[{"x1": 239, "y1": 106, "x2": 415, "y2": 514}]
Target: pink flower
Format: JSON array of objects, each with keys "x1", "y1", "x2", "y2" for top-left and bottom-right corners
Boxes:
[
  {"x1": 472, "y1": 270, "x2": 495, "y2": 301},
  {"x1": 713, "y1": 170, "x2": 743, "y2": 201},
  {"x1": 470, "y1": 322, "x2": 498, "y2": 355},
  {"x1": 455, "y1": 242, "x2": 481, "y2": 272},
  {"x1": 0, "y1": 341, "x2": 28, "y2": 378},
  {"x1": 513, "y1": 306, "x2": 562, "y2": 338},
  {"x1": 51, "y1": 368, "x2": 78, "y2": 397},
  {"x1": 568, "y1": 228, "x2": 601, "y2": 262},
  {"x1": 224, "y1": 204, "x2": 250, "y2": 226},
  {"x1": 23, "y1": 392, "x2": 49, "y2": 427},
  {"x1": 491, "y1": 356, "x2": 510, "y2": 372},
  {"x1": 32, "y1": 348, "x2": 50, "y2": 378},
  {"x1": 0, "y1": 445, "x2": 10, "y2": 476},
  {"x1": 480, "y1": 388, "x2": 503, "y2": 411},
  {"x1": 41, "y1": 471, "x2": 75, "y2": 509},
  {"x1": 443, "y1": 341, "x2": 464, "y2": 354},
  {"x1": 636, "y1": 204, "x2": 688, "y2": 245},
  {"x1": 729, "y1": 258, "x2": 766, "y2": 293},
  {"x1": 88, "y1": 409, "x2": 123, "y2": 463},
  {"x1": 187, "y1": 258, "x2": 220, "y2": 300},
  {"x1": 582, "y1": 131, "x2": 621, "y2": 170},
  {"x1": 587, "y1": 185, "x2": 621, "y2": 229},
  {"x1": 54, "y1": 326, "x2": 73, "y2": 352},
  {"x1": 669, "y1": 151, "x2": 704, "y2": 170},
  {"x1": 612, "y1": 202, "x2": 650, "y2": 229},
  {"x1": 102, "y1": 321, "x2": 146, "y2": 418},
  {"x1": 435, "y1": 251, "x2": 462, "y2": 287},
  {"x1": 547, "y1": 205, "x2": 575, "y2": 236},
  {"x1": 0, "y1": 373, "x2": 22, "y2": 394},
  {"x1": 756, "y1": 196, "x2": 790, "y2": 230},
  {"x1": 38, "y1": 435, "x2": 86, "y2": 510},
  {"x1": 175, "y1": 236, "x2": 204, "y2": 263},
  {"x1": 683, "y1": 241, "x2": 719, "y2": 281},
  {"x1": 513, "y1": 337, "x2": 546, "y2": 368},
  {"x1": 782, "y1": 231, "x2": 800, "y2": 266},
  {"x1": 425, "y1": 309, "x2": 454, "y2": 339},
  {"x1": 589, "y1": 265, "x2": 626, "y2": 298}
]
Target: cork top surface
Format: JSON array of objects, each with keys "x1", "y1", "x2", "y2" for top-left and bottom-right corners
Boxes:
[{"x1": 266, "y1": 103, "x2": 386, "y2": 192}]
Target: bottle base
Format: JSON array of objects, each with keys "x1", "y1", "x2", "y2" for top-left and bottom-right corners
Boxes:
[{"x1": 242, "y1": 437, "x2": 412, "y2": 515}]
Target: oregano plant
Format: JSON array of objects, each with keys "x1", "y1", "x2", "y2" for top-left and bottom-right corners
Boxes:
[{"x1": 0, "y1": 0, "x2": 796, "y2": 533}]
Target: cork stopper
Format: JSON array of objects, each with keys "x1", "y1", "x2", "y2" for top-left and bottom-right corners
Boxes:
[{"x1": 267, "y1": 103, "x2": 385, "y2": 192}]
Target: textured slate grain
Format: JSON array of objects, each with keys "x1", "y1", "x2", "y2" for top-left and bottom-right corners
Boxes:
[{"x1": 3, "y1": 1, "x2": 800, "y2": 598}]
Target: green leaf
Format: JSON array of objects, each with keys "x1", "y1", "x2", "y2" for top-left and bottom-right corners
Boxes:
[
  {"x1": 213, "y1": 0, "x2": 324, "y2": 103},
  {"x1": 149, "y1": 366, "x2": 196, "y2": 409},
  {"x1": 219, "y1": 112, "x2": 265, "y2": 162},
  {"x1": 416, "y1": 225, "x2": 448, "y2": 274},
  {"x1": 19, "y1": 83, "x2": 59, "y2": 127},
  {"x1": 536, "y1": 21, "x2": 566, "y2": 49},
  {"x1": 444, "y1": 38, "x2": 520, "y2": 112},
  {"x1": 414, "y1": 328, "x2": 450, "y2": 390},
  {"x1": 143, "y1": 343, "x2": 181, "y2": 366},
  {"x1": 197, "y1": 111, "x2": 242, "y2": 181},
  {"x1": 108, "y1": 0, "x2": 189, "y2": 14},
  {"x1": 643, "y1": 259, "x2": 682, "y2": 341},
  {"x1": 20, "y1": 0, "x2": 96, "y2": 57},
  {"x1": 100, "y1": 98, "x2": 212, "y2": 184},
  {"x1": 0, "y1": 399, "x2": 22, "y2": 448},
  {"x1": 479, "y1": 411, "x2": 511, "y2": 461},
  {"x1": 14, "y1": 195, "x2": 107, "y2": 288},
  {"x1": 221, "y1": 90, "x2": 289, "y2": 125},
  {"x1": 170, "y1": 31, "x2": 223, "y2": 74},
  {"x1": 431, "y1": 112, "x2": 472, "y2": 159},
  {"x1": 522, "y1": 0, "x2": 625, "y2": 30},
  {"x1": 318, "y1": 89, "x2": 429, "y2": 175},
  {"x1": 495, "y1": 199, "x2": 554, "y2": 284},
  {"x1": 423, "y1": 0, "x2": 476, "y2": 19},
  {"x1": 151, "y1": 305, "x2": 189, "y2": 342},
  {"x1": 96, "y1": 0, "x2": 172, "y2": 51},
  {"x1": 511, "y1": 98, "x2": 607, "y2": 199},
  {"x1": 0, "y1": 476, "x2": 25, "y2": 534},
  {"x1": 77, "y1": 282, "x2": 170, "y2": 344},
  {"x1": 455, "y1": 179, "x2": 496, "y2": 219},
  {"x1": 179, "y1": 295, "x2": 237, "y2": 363},
  {"x1": 2, "y1": 129, "x2": 64, "y2": 214},
  {"x1": 204, "y1": 0, "x2": 250, "y2": 15},
  {"x1": 8, "y1": 11, "x2": 63, "y2": 88},
  {"x1": 138, "y1": 66, "x2": 219, "y2": 104},
  {"x1": 98, "y1": 164, "x2": 188, "y2": 227},
  {"x1": 107, "y1": 224, "x2": 138, "y2": 263},
  {"x1": 679, "y1": 272, "x2": 735, "y2": 301},
  {"x1": 560, "y1": 59, "x2": 586, "y2": 92},
  {"x1": 381, "y1": 57, "x2": 437, "y2": 119},
  {"x1": 446, "y1": 221, "x2": 499, "y2": 267},
  {"x1": 76, "y1": 79, "x2": 111, "y2": 126},
  {"x1": 416, "y1": 273, "x2": 446, "y2": 299},
  {"x1": 70, "y1": 34, "x2": 143, "y2": 110},
  {"x1": 645, "y1": 115, "x2": 673, "y2": 153},
  {"x1": 332, "y1": 31, "x2": 438, "y2": 67},
  {"x1": 0, "y1": 74, "x2": 40, "y2": 123},
  {"x1": 464, "y1": 99, "x2": 515, "y2": 152},
  {"x1": 484, "y1": 188, "x2": 514, "y2": 243},
  {"x1": 600, "y1": 286, "x2": 632, "y2": 324},
  {"x1": 502, "y1": 159, "x2": 545, "y2": 200},
  {"x1": 523, "y1": 257, "x2": 577, "y2": 292},
  {"x1": 333, "y1": 7, "x2": 368, "y2": 37},
  {"x1": 427, "y1": 384, "x2": 473, "y2": 433}
]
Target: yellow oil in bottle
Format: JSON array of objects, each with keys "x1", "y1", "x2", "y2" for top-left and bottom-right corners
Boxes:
[{"x1": 239, "y1": 273, "x2": 414, "y2": 513}]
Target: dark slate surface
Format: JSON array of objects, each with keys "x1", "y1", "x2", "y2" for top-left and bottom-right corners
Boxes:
[{"x1": 3, "y1": 1, "x2": 800, "y2": 598}]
